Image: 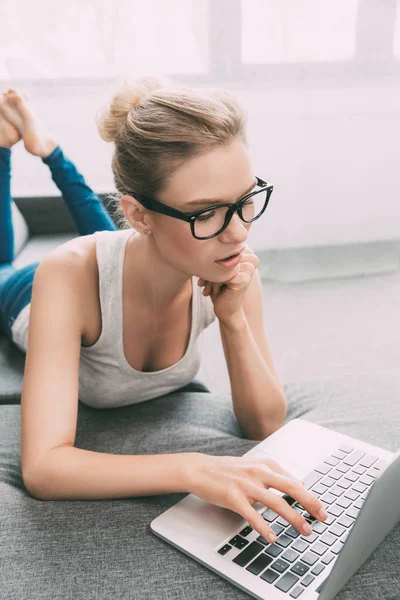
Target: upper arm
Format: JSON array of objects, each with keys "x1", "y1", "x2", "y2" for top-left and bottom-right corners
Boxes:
[
  {"x1": 241, "y1": 268, "x2": 283, "y2": 387},
  {"x1": 20, "y1": 252, "x2": 86, "y2": 487}
]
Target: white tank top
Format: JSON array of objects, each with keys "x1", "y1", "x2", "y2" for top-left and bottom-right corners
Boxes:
[{"x1": 11, "y1": 228, "x2": 216, "y2": 408}]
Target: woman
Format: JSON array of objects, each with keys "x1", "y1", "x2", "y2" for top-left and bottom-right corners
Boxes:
[{"x1": 0, "y1": 81, "x2": 327, "y2": 544}]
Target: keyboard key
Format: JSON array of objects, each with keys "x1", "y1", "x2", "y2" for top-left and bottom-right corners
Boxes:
[
  {"x1": 337, "y1": 515, "x2": 354, "y2": 528},
  {"x1": 327, "y1": 504, "x2": 345, "y2": 517},
  {"x1": 352, "y1": 464, "x2": 367, "y2": 476},
  {"x1": 343, "y1": 449, "x2": 365, "y2": 466},
  {"x1": 320, "y1": 532, "x2": 337, "y2": 546},
  {"x1": 271, "y1": 523, "x2": 285, "y2": 536},
  {"x1": 321, "y1": 551, "x2": 336, "y2": 564},
  {"x1": 260, "y1": 568, "x2": 279, "y2": 583},
  {"x1": 359, "y1": 474, "x2": 375, "y2": 486},
  {"x1": 343, "y1": 471, "x2": 359, "y2": 483},
  {"x1": 292, "y1": 539, "x2": 309, "y2": 553},
  {"x1": 321, "y1": 476, "x2": 336, "y2": 487},
  {"x1": 246, "y1": 552, "x2": 273, "y2": 575},
  {"x1": 275, "y1": 572, "x2": 300, "y2": 592},
  {"x1": 276, "y1": 534, "x2": 293, "y2": 548},
  {"x1": 343, "y1": 489, "x2": 359, "y2": 501},
  {"x1": 301, "y1": 551, "x2": 319, "y2": 566},
  {"x1": 330, "y1": 523, "x2": 346, "y2": 537},
  {"x1": 239, "y1": 526, "x2": 253, "y2": 537},
  {"x1": 314, "y1": 463, "x2": 331, "y2": 475},
  {"x1": 331, "y1": 541, "x2": 344, "y2": 555},
  {"x1": 301, "y1": 573, "x2": 315, "y2": 586},
  {"x1": 282, "y1": 549, "x2": 300, "y2": 563},
  {"x1": 330, "y1": 485, "x2": 345, "y2": 497},
  {"x1": 332, "y1": 449, "x2": 348, "y2": 460},
  {"x1": 311, "y1": 562, "x2": 326, "y2": 575},
  {"x1": 232, "y1": 541, "x2": 264, "y2": 566},
  {"x1": 289, "y1": 586, "x2": 305, "y2": 598},
  {"x1": 286, "y1": 526, "x2": 301, "y2": 539},
  {"x1": 338, "y1": 444, "x2": 354, "y2": 453},
  {"x1": 336, "y1": 497, "x2": 352, "y2": 509},
  {"x1": 257, "y1": 535, "x2": 272, "y2": 546},
  {"x1": 265, "y1": 544, "x2": 284, "y2": 558},
  {"x1": 277, "y1": 517, "x2": 290, "y2": 527},
  {"x1": 359, "y1": 454, "x2": 378, "y2": 468},
  {"x1": 312, "y1": 483, "x2": 329, "y2": 495},
  {"x1": 320, "y1": 492, "x2": 337, "y2": 504},
  {"x1": 313, "y1": 521, "x2": 328, "y2": 534},
  {"x1": 291, "y1": 561, "x2": 310, "y2": 576},
  {"x1": 323, "y1": 513, "x2": 336, "y2": 525},
  {"x1": 309, "y1": 541, "x2": 328, "y2": 556},
  {"x1": 352, "y1": 482, "x2": 368, "y2": 494},
  {"x1": 300, "y1": 531, "x2": 319, "y2": 544},
  {"x1": 337, "y1": 479, "x2": 352, "y2": 490},
  {"x1": 354, "y1": 499, "x2": 364, "y2": 510},
  {"x1": 327, "y1": 469, "x2": 343, "y2": 480},
  {"x1": 325, "y1": 456, "x2": 340, "y2": 467},
  {"x1": 262, "y1": 508, "x2": 278, "y2": 522},
  {"x1": 228, "y1": 535, "x2": 249, "y2": 549},
  {"x1": 271, "y1": 558, "x2": 290, "y2": 573},
  {"x1": 336, "y1": 463, "x2": 351, "y2": 474},
  {"x1": 346, "y1": 507, "x2": 360, "y2": 519},
  {"x1": 218, "y1": 544, "x2": 232, "y2": 555}
]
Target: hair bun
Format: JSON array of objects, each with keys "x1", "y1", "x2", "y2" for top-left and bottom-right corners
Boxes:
[{"x1": 96, "y1": 74, "x2": 173, "y2": 143}]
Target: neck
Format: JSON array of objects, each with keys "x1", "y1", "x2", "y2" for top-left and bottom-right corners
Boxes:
[{"x1": 124, "y1": 232, "x2": 192, "y2": 313}]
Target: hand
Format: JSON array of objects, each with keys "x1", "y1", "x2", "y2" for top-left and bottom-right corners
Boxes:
[
  {"x1": 197, "y1": 246, "x2": 259, "y2": 324},
  {"x1": 187, "y1": 453, "x2": 328, "y2": 543}
]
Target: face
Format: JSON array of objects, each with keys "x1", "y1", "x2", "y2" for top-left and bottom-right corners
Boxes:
[{"x1": 145, "y1": 138, "x2": 255, "y2": 283}]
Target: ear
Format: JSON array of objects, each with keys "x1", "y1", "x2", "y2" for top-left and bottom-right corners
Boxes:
[{"x1": 120, "y1": 194, "x2": 152, "y2": 235}]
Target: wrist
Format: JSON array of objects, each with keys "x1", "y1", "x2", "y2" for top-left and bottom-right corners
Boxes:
[
  {"x1": 218, "y1": 309, "x2": 247, "y2": 332},
  {"x1": 182, "y1": 452, "x2": 208, "y2": 493}
]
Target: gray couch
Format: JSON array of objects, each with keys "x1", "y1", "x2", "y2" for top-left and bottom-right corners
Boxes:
[{"x1": 1, "y1": 197, "x2": 399, "y2": 600}]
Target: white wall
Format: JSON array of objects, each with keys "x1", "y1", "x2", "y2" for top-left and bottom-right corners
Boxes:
[{"x1": 8, "y1": 80, "x2": 400, "y2": 251}]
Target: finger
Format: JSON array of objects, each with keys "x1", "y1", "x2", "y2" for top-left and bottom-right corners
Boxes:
[
  {"x1": 237, "y1": 498, "x2": 279, "y2": 544},
  {"x1": 256, "y1": 467, "x2": 327, "y2": 524},
  {"x1": 268, "y1": 475, "x2": 327, "y2": 522},
  {"x1": 246, "y1": 482, "x2": 318, "y2": 537}
]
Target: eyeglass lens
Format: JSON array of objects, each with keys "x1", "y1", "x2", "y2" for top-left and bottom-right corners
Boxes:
[{"x1": 193, "y1": 189, "x2": 268, "y2": 239}]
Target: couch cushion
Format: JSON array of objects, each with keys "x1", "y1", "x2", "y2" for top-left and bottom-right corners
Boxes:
[
  {"x1": 1, "y1": 233, "x2": 80, "y2": 404},
  {"x1": 0, "y1": 370, "x2": 398, "y2": 600}
]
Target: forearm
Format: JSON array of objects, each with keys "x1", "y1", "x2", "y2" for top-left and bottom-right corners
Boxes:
[
  {"x1": 24, "y1": 445, "x2": 199, "y2": 501},
  {"x1": 219, "y1": 312, "x2": 287, "y2": 440}
]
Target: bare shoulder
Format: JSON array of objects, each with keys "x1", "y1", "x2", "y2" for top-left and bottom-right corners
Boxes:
[{"x1": 36, "y1": 234, "x2": 100, "y2": 340}]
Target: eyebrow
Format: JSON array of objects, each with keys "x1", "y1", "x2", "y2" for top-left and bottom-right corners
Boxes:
[{"x1": 186, "y1": 178, "x2": 258, "y2": 208}]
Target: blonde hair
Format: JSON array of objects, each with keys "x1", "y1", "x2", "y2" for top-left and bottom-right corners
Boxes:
[{"x1": 96, "y1": 75, "x2": 248, "y2": 229}]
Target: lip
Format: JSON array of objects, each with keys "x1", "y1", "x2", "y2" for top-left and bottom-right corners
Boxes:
[
  {"x1": 215, "y1": 248, "x2": 245, "y2": 262},
  {"x1": 215, "y1": 249, "x2": 244, "y2": 269}
]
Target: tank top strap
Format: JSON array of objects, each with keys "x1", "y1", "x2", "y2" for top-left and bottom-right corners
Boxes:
[{"x1": 93, "y1": 228, "x2": 133, "y2": 349}]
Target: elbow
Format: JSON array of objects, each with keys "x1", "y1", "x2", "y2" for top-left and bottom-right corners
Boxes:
[{"x1": 22, "y1": 467, "x2": 54, "y2": 501}]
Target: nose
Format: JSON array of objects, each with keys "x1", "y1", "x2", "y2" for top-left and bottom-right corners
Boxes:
[{"x1": 218, "y1": 210, "x2": 249, "y2": 244}]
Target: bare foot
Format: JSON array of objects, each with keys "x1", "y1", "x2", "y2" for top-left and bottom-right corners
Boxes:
[
  {"x1": 0, "y1": 89, "x2": 57, "y2": 158},
  {"x1": 0, "y1": 95, "x2": 21, "y2": 149}
]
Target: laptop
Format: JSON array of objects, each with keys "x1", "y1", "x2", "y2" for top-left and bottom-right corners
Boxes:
[{"x1": 151, "y1": 417, "x2": 400, "y2": 599}]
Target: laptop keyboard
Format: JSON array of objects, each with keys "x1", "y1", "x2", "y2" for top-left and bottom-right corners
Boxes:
[{"x1": 216, "y1": 443, "x2": 388, "y2": 597}]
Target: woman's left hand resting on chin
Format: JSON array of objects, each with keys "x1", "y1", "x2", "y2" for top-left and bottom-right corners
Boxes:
[{"x1": 197, "y1": 246, "x2": 259, "y2": 325}]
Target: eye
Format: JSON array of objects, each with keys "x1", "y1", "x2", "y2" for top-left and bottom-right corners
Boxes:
[{"x1": 197, "y1": 210, "x2": 216, "y2": 222}]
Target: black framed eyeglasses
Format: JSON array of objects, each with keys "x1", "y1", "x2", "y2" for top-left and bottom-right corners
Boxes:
[{"x1": 129, "y1": 175, "x2": 273, "y2": 240}]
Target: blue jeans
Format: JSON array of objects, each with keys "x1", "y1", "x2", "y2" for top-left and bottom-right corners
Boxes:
[{"x1": 0, "y1": 145, "x2": 118, "y2": 338}]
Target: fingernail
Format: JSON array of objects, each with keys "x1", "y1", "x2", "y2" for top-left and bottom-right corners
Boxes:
[
  {"x1": 268, "y1": 533, "x2": 276, "y2": 543},
  {"x1": 319, "y1": 508, "x2": 328, "y2": 519},
  {"x1": 303, "y1": 523, "x2": 312, "y2": 535}
]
